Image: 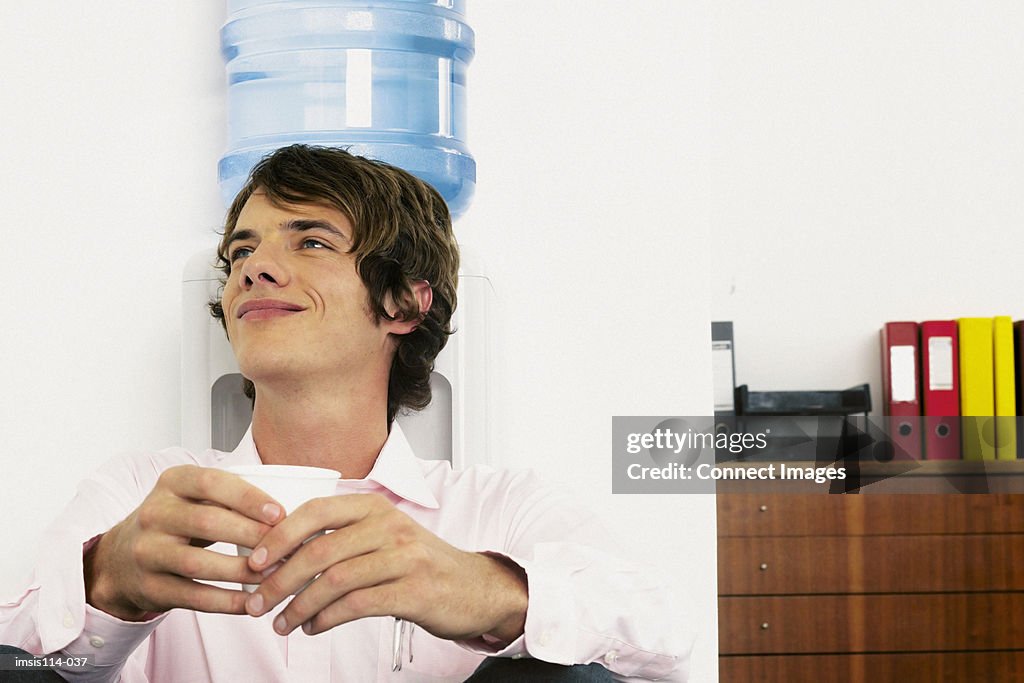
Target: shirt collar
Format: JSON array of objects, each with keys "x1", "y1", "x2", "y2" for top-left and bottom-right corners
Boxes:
[{"x1": 225, "y1": 422, "x2": 440, "y2": 510}]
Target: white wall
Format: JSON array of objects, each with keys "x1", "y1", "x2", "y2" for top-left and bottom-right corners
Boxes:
[
  {"x1": 710, "y1": 2, "x2": 1024, "y2": 416},
  {"x1": 0, "y1": 0, "x2": 227, "y2": 575},
  {"x1": 0, "y1": 2, "x2": 718, "y2": 680},
  {"x1": 468, "y1": 4, "x2": 717, "y2": 681}
]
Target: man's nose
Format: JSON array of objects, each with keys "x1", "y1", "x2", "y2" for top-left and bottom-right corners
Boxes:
[{"x1": 239, "y1": 245, "x2": 290, "y2": 289}]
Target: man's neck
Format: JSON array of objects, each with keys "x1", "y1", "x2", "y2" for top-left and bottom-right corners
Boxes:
[{"x1": 249, "y1": 380, "x2": 390, "y2": 480}]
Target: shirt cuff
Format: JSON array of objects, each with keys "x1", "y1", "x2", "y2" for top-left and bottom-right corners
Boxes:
[
  {"x1": 520, "y1": 553, "x2": 680, "y2": 678},
  {"x1": 458, "y1": 632, "x2": 529, "y2": 659},
  {"x1": 514, "y1": 555, "x2": 578, "y2": 664},
  {"x1": 55, "y1": 603, "x2": 166, "y2": 679},
  {"x1": 456, "y1": 552, "x2": 576, "y2": 665},
  {"x1": 465, "y1": 550, "x2": 681, "y2": 679}
]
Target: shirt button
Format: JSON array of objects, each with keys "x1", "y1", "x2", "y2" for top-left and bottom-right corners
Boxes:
[
  {"x1": 603, "y1": 650, "x2": 619, "y2": 666},
  {"x1": 511, "y1": 653, "x2": 524, "y2": 660},
  {"x1": 537, "y1": 631, "x2": 552, "y2": 648},
  {"x1": 62, "y1": 613, "x2": 74, "y2": 629},
  {"x1": 89, "y1": 636, "x2": 105, "y2": 649}
]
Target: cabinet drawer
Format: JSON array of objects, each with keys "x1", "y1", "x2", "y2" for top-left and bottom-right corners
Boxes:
[
  {"x1": 719, "y1": 593, "x2": 1024, "y2": 654},
  {"x1": 717, "y1": 494, "x2": 1024, "y2": 536},
  {"x1": 719, "y1": 652, "x2": 1024, "y2": 683},
  {"x1": 719, "y1": 534, "x2": 1024, "y2": 594}
]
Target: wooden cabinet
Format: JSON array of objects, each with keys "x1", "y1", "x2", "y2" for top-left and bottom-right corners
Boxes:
[{"x1": 717, "y1": 466, "x2": 1024, "y2": 682}]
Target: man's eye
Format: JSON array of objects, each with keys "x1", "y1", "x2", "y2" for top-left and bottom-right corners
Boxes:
[
  {"x1": 302, "y1": 238, "x2": 328, "y2": 249},
  {"x1": 229, "y1": 246, "x2": 253, "y2": 262}
]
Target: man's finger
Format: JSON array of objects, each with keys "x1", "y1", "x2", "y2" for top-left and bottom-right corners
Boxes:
[
  {"x1": 272, "y1": 551, "x2": 405, "y2": 635},
  {"x1": 304, "y1": 584, "x2": 401, "y2": 636},
  {"x1": 247, "y1": 525, "x2": 386, "y2": 616},
  {"x1": 162, "y1": 466, "x2": 284, "y2": 526},
  {"x1": 247, "y1": 494, "x2": 383, "y2": 571},
  {"x1": 164, "y1": 546, "x2": 267, "y2": 585},
  {"x1": 162, "y1": 500, "x2": 274, "y2": 550},
  {"x1": 146, "y1": 574, "x2": 251, "y2": 616}
]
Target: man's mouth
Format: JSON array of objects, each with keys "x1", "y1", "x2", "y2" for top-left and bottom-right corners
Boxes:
[{"x1": 237, "y1": 299, "x2": 305, "y2": 320}]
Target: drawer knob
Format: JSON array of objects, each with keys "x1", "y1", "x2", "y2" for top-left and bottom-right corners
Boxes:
[
  {"x1": 760, "y1": 622, "x2": 769, "y2": 630},
  {"x1": 759, "y1": 504, "x2": 768, "y2": 512},
  {"x1": 759, "y1": 563, "x2": 768, "y2": 571}
]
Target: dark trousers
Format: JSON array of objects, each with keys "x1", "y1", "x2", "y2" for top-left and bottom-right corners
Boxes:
[
  {"x1": 0, "y1": 644, "x2": 614, "y2": 682},
  {"x1": 466, "y1": 657, "x2": 614, "y2": 682}
]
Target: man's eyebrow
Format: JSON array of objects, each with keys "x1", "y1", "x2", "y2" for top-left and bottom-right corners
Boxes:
[
  {"x1": 224, "y1": 228, "x2": 257, "y2": 253},
  {"x1": 224, "y1": 219, "x2": 352, "y2": 252},
  {"x1": 284, "y1": 219, "x2": 352, "y2": 243}
]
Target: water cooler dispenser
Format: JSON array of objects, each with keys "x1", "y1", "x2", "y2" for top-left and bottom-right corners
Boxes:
[
  {"x1": 218, "y1": 0, "x2": 475, "y2": 215},
  {"x1": 182, "y1": 0, "x2": 489, "y2": 468}
]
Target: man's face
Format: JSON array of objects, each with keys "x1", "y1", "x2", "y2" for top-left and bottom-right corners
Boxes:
[{"x1": 221, "y1": 191, "x2": 394, "y2": 392}]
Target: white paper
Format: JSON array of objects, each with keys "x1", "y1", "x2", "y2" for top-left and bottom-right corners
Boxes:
[
  {"x1": 890, "y1": 345, "x2": 916, "y2": 402},
  {"x1": 712, "y1": 341, "x2": 735, "y2": 411},
  {"x1": 928, "y1": 336, "x2": 954, "y2": 391}
]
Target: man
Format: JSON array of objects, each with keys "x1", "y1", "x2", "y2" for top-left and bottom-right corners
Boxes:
[{"x1": 1, "y1": 145, "x2": 692, "y2": 681}]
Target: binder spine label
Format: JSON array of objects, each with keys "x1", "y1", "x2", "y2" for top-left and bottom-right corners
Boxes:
[
  {"x1": 890, "y1": 345, "x2": 917, "y2": 402},
  {"x1": 927, "y1": 336, "x2": 954, "y2": 391},
  {"x1": 712, "y1": 340, "x2": 735, "y2": 412}
]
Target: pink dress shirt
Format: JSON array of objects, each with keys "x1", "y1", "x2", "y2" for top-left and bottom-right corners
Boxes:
[{"x1": 0, "y1": 425, "x2": 693, "y2": 681}]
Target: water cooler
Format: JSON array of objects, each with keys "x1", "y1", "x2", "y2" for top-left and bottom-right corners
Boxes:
[{"x1": 181, "y1": 0, "x2": 490, "y2": 468}]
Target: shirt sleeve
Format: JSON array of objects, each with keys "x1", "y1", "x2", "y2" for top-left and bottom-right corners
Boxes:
[
  {"x1": 51, "y1": 603, "x2": 165, "y2": 682},
  {"x1": 458, "y1": 471, "x2": 696, "y2": 681},
  {"x1": 0, "y1": 452, "x2": 180, "y2": 682}
]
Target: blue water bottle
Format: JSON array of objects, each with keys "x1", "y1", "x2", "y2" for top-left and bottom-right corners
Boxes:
[{"x1": 219, "y1": 0, "x2": 476, "y2": 219}]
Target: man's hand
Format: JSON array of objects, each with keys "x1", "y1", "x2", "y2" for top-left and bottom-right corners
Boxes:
[
  {"x1": 242, "y1": 493, "x2": 528, "y2": 643},
  {"x1": 84, "y1": 465, "x2": 284, "y2": 621}
]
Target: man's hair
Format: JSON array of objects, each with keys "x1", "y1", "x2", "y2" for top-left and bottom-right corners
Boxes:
[{"x1": 208, "y1": 144, "x2": 459, "y2": 424}]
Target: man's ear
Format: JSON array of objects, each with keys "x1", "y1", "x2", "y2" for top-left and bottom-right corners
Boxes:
[
  {"x1": 388, "y1": 280, "x2": 433, "y2": 335},
  {"x1": 412, "y1": 279, "x2": 433, "y2": 317}
]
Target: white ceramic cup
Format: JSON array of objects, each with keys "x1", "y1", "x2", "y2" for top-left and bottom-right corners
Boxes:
[{"x1": 225, "y1": 464, "x2": 341, "y2": 592}]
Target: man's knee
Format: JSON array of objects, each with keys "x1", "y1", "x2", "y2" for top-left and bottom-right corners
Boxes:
[{"x1": 465, "y1": 656, "x2": 615, "y2": 682}]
